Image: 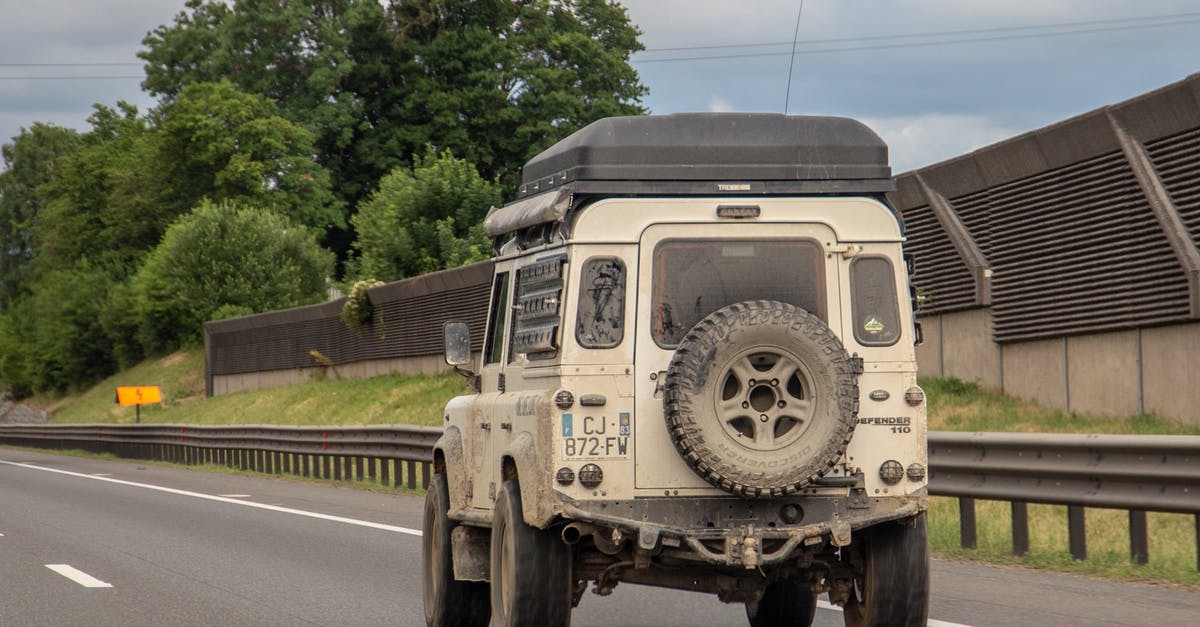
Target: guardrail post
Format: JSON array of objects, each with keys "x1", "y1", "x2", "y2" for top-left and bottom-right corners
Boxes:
[
  {"x1": 382, "y1": 458, "x2": 391, "y2": 486},
  {"x1": 333, "y1": 456, "x2": 344, "y2": 481},
  {"x1": 959, "y1": 497, "x2": 977, "y2": 549},
  {"x1": 355, "y1": 456, "x2": 364, "y2": 482},
  {"x1": 407, "y1": 460, "x2": 417, "y2": 490},
  {"x1": 1011, "y1": 501, "x2": 1029, "y2": 556},
  {"x1": 422, "y1": 462, "x2": 430, "y2": 489},
  {"x1": 1068, "y1": 506, "x2": 1087, "y2": 561},
  {"x1": 301, "y1": 454, "x2": 310, "y2": 477},
  {"x1": 1129, "y1": 510, "x2": 1149, "y2": 565},
  {"x1": 368, "y1": 457, "x2": 378, "y2": 483},
  {"x1": 321, "y1": 455, "x2": 330, "y2": 479},
  {"x1": 1194, "y1": 514, "x2": 1199, "y2": 572}
]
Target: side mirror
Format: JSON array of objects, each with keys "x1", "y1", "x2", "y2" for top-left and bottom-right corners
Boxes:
[{"x1": 443, "y1": 321, "x2": 472, "y2": 366}]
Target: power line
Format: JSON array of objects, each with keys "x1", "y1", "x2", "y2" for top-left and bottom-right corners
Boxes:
[
  {"x1": 633, "y1": 18, "x2": 1200, "y2": 64},
  {"x1": 639, "y1": 10, "x2": 1200, "y2": 53},
  {"x1": 0, "y1": 62, "x2": 141, "y2": 67},
  {"x1": 0, "y1": 76, "x2": 142, "y2": 80}
]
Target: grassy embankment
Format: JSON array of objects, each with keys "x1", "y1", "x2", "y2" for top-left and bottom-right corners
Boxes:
[{"x1": 21, "y1": 351, "x2": 1200, "y2": 586}]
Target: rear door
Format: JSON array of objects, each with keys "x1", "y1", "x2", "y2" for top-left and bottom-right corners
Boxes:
[{"x1": 632, "y1": 222, "x2": 843, "y2": 491}]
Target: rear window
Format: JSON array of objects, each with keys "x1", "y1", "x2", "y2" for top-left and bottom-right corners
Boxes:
[
  {"x1": 652, "y1": 239, "x2": 825, "y2": 346},
  {"x1": 850, "y1": 256, "x2": 901, "y2": 346}
]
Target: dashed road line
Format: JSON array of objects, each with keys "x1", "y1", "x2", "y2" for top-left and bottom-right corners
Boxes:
[{"x1": 46, "y1": 564, "x2": 113, "y2": 588}]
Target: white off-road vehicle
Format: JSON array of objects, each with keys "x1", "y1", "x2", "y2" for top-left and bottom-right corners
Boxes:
[{"x1": 426, "y1": 114, "x2": 929, "y2": 627}]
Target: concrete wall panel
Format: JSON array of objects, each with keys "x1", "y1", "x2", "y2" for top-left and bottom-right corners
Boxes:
[
  {"x1": 1141, "y1": 322, "x2": 1200, "y2": 426},
  {"x1": 941, "y1": 309, "x2": 1000, "y2": 389},
  {"x1": 210, "y1": 352, "x2": 482, "y2": 397},
  {"x1": 1065, "y1": 331, "x2": 1139, "y2": 417},
  {"x1": 915, "y1": 314, "x2": 942, "y2": 377},
  {"x1": 1001, "y1": 338, "x2": 1065, "y2": 410}
]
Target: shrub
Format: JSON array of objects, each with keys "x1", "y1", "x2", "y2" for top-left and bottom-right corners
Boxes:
[{"x1": 133, "y1": 199, "x2": 334, "y2": 351}]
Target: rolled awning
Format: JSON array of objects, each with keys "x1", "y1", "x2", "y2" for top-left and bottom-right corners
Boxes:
[{"x1": 482, "y1": 188, "x2": 572, "y2": 239}]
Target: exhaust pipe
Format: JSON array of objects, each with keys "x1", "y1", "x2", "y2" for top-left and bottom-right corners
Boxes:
[{"x1": 562, "y1": 523, "x2": 589, "y2": 545}]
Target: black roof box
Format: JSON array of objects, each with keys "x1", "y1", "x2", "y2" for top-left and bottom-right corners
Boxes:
[{"x1": 518, "y1": 113, "x2": 892, "y2": 198}]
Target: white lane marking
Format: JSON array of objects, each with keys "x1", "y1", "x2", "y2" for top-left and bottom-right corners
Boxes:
[
  {"x1": 816, "y1": 600, "x2": 973, "y2": 627},
  {"x1": 0, "y1": 460, "x2": 421, "y2": 537},
  {"x1": 4, "y1": 460, "x2": 972, "y2": 626},
  {"x1": 46, "y1": 564, "x2": 113, "y2": 588},
  {"x1": 218, "y1": 494, "x2": 252, "y2": 498},
  {"x1": 91, "y1": 473, "x2": 112, "y2": 477}
]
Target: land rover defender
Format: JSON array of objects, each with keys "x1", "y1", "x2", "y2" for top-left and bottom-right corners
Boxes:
[{"x1": 424, "y1": 113, "x2": 929, "y2": 627}]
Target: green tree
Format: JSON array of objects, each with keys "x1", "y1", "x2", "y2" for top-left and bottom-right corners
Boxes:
[
  {"x1": 32, "y1": 104, "x2": 166, "y2": 274},
  {"x1": 138, "y1": 0, "x2": 647, "y2": 203},
  {"x1": 380, "y1": 0, "x2": 648, "y2": 190},
  {"x1": 0, "y1": 264, "x2": 118, "y2": 395},
  {"x1": 156, "y1": 80, "x2": 343, "y2": 230},
  {"x1": 351, "y1": 148, "x2": 500, "y2": 281},
  {"x1": 132, "y1": 199, "x2": 334, "y2": 351},
  {"x1": 31, "y1": 85, "x2": 339, "y2": 278},
  {"x1": 0, "y1": 124, "x2": 81, "y2": 308},
  {"x1": 141, "y1": 0, "x2": 389, "y2": 204}
]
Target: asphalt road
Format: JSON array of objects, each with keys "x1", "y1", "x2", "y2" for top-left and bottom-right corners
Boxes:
[{"x1": 2, "y1": 448, "x2": 1198, "y2": 626}]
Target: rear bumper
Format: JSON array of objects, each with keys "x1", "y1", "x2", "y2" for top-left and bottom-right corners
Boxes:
[{"x1": 558, "y1": 490, "x2": 926, "y2": 568}]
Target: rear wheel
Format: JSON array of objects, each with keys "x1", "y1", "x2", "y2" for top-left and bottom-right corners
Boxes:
[
  {"x1": 746, "y1": 580, "x2": 818, "y2": 627},
  {"x1": 490, "y1": 479, "x2": 572, "y2": 627},
  {"x1": 842, "y1": 514, "x2": 930, "y2": 627},
  {"x1": 422, "y1": 473, "x2": 489, "y2": 627}
]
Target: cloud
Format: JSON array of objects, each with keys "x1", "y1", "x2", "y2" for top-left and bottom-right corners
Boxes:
[{"x1": 860, "y1": 113, "x2": 1018, "y2": 173}]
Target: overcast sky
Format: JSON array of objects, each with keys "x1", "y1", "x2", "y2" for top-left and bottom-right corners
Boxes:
[{"x1": 1, "y1": 0, "x2": 1198, "y2": 173}]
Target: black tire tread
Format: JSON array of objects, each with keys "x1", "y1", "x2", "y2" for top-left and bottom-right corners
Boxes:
[
  {"x1": 664, "y1": 300, "x2": 859, "y2": 497},
  {"x1": 490, "y1": 480, "x2": 572, "y2": 627},
  {"x1": 842, "y1": 514, "x2": 931, "y2": 627},
  {"x1": 423, "y1": 473, "x2": 490, "y2": 627}
]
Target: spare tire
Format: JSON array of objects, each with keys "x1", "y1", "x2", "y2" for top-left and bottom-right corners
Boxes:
[{"x1": 663, "y1": 300, "x2": 859, "y2": 497}]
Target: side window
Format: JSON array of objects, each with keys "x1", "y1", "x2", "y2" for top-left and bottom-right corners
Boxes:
[
  {"x1": 850, "y1": 256, "x2": 901, "y2": 346},
  {"x1": 510, "y1": 255, "x2": 566, "y2": 362},
  {"x1": 576, "y1": 257, "x2": 626, "y2": 349},
  {"x1": 483, "y1": 272, "x2": 510, "y2": 365}
]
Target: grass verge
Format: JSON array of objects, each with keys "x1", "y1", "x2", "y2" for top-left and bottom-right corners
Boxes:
[
  {"x1": 928, "y1": 497, "x2": 1199, "y2": 587},
  {"x1": 30, "y1": 348, "x2": 466, "y2": 426}
]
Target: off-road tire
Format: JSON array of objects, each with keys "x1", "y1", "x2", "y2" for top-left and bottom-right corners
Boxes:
[
  {"x1": 423, "y1": 473, "x2": 490, "y2": 627},
  {"x1": 490, "y1": 480, "x2": 572, "y2": 627},
  {"x1": 664, "y1": 300, "x2": 859, "y2": 497},
  {"x1": 746, "y1": 581, "x2": 818, "y2": 627},
  {"x1": 842, "y1": 514, "x2": 931, "y2": 627}
]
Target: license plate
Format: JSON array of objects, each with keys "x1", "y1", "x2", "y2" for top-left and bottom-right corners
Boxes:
[{"x1": 563, "y1": 436, "x2": 629, "y2": 459}]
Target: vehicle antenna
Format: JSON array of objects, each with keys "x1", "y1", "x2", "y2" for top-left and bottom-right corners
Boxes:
[{"x1": 784, "y1": 0, "x2": 806, "y2": 114}]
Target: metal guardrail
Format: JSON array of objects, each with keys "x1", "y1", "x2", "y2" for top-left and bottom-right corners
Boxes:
[
  {"x1": 0, "y1": 424, "x2": 442, "y2": 490},
  {"x1": 928, "y1": 431, "x2": 1200, "y2": 570},
  {"x1": 3, "y1": 426, "x2": 1198, "y2": 568}
]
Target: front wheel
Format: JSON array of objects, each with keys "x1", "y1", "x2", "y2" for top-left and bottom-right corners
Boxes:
[
  {"x1": 490, "y1": 479, "x2": 572, "y2": 627},
  {"x1": 842, "y1": 514, "x2": 930, "y2": 627},
  {"x1": 746, "y1": 580, "x2": 818, "y2": 627},
  {"x1": 422, "y1": 473, "x2": 489, "y2": 627}
]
